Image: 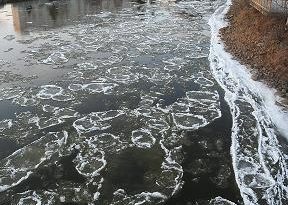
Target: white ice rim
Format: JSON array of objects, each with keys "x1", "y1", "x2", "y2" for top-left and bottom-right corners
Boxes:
[{"x1": 209, "y1": 0, "x2": 288, "y2": 204}]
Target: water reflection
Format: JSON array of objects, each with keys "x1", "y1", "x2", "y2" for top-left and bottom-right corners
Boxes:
[{"x1": 0, "y1": 0, "x2": 130, "y2": 34}]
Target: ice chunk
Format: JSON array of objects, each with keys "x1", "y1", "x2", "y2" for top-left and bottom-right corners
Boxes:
[
  {"x1": 111, "y1": 191, "x2": 167, "y2": 205},
  {"x1": 0, "y1": 87, "x2": 24, "y2": 101},
  {"x1": 75, "y1": 62, "x2": 98, "y2": 70},
  {"x1": 0, "y1": 132, "x2": 68, "y2": 191},
  {"x1": 68, "y1": 84, "x2": 83, "y2": 92},
  {"x1": 42, "y1": 52, "x2": 68, "y2": 65},
  {"x1": 13, "y1": 96, "x2": 39, "y2": 107},
  {"x1": 36, "y1": 85, "x2": 63, "y2": 99},
  {"x1": 131, "y1": 129, "x2": 156, "y2": 149},
  {"x1": 37, "y1": 85, "x2": 74, "y2": 101},
  {"x1": 54, "y1": 108, "x2": 79, "y2": 119},
  {"x1": 88, "y1": 133, "x2": 122, "y2": 152},
  {"x1": 73, "y1": 113, "x2": 111, "y2": 134},
  {"x1": 36, "y1": 117, "x2": 64, "y2": 129},
  {"x1": 73, "y1": 143, "x2": 106, "y2": 177},
  {"x1": 195, "y1": 76, "x2": 215, "y2": 87},
  {"x1": 172, "y1": 113, "x2": 206, "y2": 130},
  {"x1": 83, "y1": 82, "x2": 118, "y2": 94},
  {"x1": 209, "y1": 196, "x2": 236, "y2": 205},
  {"x1": 106, "y1": 67, "x2": 138, "y2": 84},
  {"x1": 4, "y1": 35, "x2": 15, "y2": 41},
  {"x1": 42, "y1": 105, "x2": 59, "y2": 113},
  {"x1": 0, "y1": 119, "x2": 12, "y2": 131}
]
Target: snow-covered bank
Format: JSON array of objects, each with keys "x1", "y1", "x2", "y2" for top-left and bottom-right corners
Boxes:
[{"x1": 209, "y1": 0, "x2": 288, "y2": 204}]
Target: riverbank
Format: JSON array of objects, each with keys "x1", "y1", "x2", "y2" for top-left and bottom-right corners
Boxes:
[
  {"x1": 209, "y1": 1, "x2": 288, "y2": 203},
  {"x1": 220, "y1": 0, "x2": 288, "y2": 100}
]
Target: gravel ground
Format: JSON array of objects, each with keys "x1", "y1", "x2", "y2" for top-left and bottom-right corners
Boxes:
[{"x1": 220, "y1": 0, "x2": 288, "y2": 100}]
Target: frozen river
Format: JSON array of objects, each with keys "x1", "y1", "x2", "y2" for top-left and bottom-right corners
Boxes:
[{"x1": 0, "y1": 0, "x2": 287, "y2": 204}]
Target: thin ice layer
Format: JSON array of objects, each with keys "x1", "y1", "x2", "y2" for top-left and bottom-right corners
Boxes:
[{"x1": 0, "y1": 131, "x2": 68, "y2": 192}]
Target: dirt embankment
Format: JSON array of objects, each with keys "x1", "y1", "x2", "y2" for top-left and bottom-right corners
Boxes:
[{"x1": 220, "y1": 0, "x2": 288, "y2": 98}]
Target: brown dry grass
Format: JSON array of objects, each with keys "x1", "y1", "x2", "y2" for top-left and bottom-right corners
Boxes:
[{"x1": 220, "y1": 0, "x2": 288, "y2": 93}]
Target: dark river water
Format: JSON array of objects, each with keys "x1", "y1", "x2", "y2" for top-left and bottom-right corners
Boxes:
[{"x1": 0, "y1": 0, "x2": 287, "y2": 204}]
